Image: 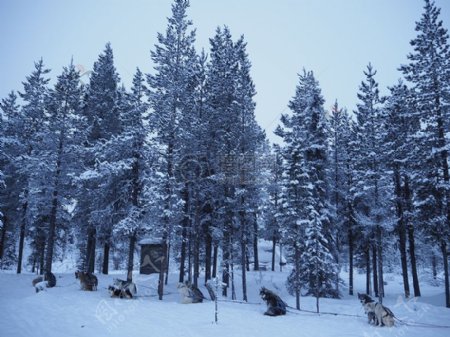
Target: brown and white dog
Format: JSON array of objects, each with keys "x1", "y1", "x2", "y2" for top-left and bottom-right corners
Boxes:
[{"x1": 75, "y1": 271, "x2": 98, "y2": 291}]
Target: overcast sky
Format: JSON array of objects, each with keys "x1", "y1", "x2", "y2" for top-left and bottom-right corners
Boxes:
[{"x1": 1, "y1": 0, "x2": 449, "y2": 143}]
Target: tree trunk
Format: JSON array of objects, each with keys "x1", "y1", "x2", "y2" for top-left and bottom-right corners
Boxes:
[
  {"x1": 241, "y1": 229, "x2": 247, "y2": 302},
  {"x1": 86, "y1": 227, "x2": 96, "y2": 274},
  {"x1": 187, "y1": 233, "x2": 192, "y2": 283},
  {"x1": 165, "y1": 242, "x2": 170, "y2": 285},
  {"x1": 365, "y1": 247, "x2": 371, "y2": 295},
  {"x1": 404, "y1": 175, "x2": 421, "y2": 297},
  {"x1": 179, "y1": 186, "x2": 189, "y2": 283},
  {"x1": 39, "y1": 238, "x2": 45, "y2": 275},
  {"x1": 212, "y1": 243, "x2": 218, "y2": 278},
  {"x1": 271, "y1": 237, "x2": 276, "y2": 272},
  {"x1": 205, "y1": 231, "x2": 212, "y2": 284},
  {"x1": 394, "y1": 165, "x2": 410, "y2": 298},
  {"x1": 432, "y1": 253, "x2": 437, "y2": 280},
  {"x1": 45, "y1": 133, "x2": 65, "y2": 274},
  {"x1": 17, "y1": 200, "x2": 28, "y2": 274},
  {"x1": 253, "y1": 214, "x2": 259, "y2": 271},
  {"x1": 102, "y1": 242, "x2": 110, "y2": 275},
  {"x1": 372, "y1": 243, "x2": 378, "y2": 297},
  {"x1": 0, "y1": 215, "x2": 8, "y2": 260},
  {"x1": 222, "y1": 228, "x2": 230, "y2": 297},
  {"x1": 348, "y1": 225, "x2": 354, "y2": 296},
  {"x1": 127, "y1": 233, "x2": 136, "y2": 282},
  {"x1": 231, "y1": 260, "x2": 236, "y2": 301},
  {"x1": 376, "y1": 225, "x2": 384, "y2": 302},
  {"x1": 441, "y1": 241, "x2": 450, "y2": 308},
  {"x1": 295, "y1": 245, "x2": 301, "y2": 310},
  {"x1": 193, "y1": 232, "x2": 200, "y2": 288},
  {"x1": 279, "y1": 243, "x2": 283, "y2": 272},
  {"x1": 158, "y1": 237, "x2": 168, "y2": 300}
]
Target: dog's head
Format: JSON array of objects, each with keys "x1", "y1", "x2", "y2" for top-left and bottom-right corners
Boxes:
[
  {"x1": 259, "y1": 287, "x2": 268, "y2": 299},
  {"x1": 358, "y1": 293, "x2": 374, "y2": 304},
  {"x1": 260, "y1": 287, "x2": 276, "y2": 302}
]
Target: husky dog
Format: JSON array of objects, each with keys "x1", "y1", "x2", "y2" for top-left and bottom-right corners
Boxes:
[
  {"x1": 34, "y1": 272, "x2": 56, "y2": 293},
  {"x1": 177, "y1": 282, "x2": 204, "y2": 304},
  {"x1": 108, "y1": 278, "x2": 137, "y2": 299},
  {"x1": 75, "y1": 271, "x2": 98, "y2": 291},
  {"x1": 358, "y1": 293, "x2": 394, "y2": 327},
  {"x1": 259, "y1": 287, "x2": 287, "y2": 316}
]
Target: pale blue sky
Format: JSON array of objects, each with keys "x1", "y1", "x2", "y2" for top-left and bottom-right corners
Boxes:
[{"x1": 1, "y1": 0, "x2": 449, "y2": 143}]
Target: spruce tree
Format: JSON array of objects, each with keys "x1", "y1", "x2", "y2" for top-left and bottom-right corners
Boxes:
[
  {"x1": 353, "y1": 63, "x2": 388, "y2": 301},
  {"x1": 76, "y1": 43, "x2": 121, "y2": 273},
  {"x1": 147, "y1": 0, "x2": 197, "y2": 300},
  {"x1": 16, "y1": 59, "x2": 50, "y2": 274},
  {"x1": 400, "y1": 0, "x2": 450, "y2": 307},
  {"x1": 276, "y1": 70, "x2": 338, "y2": 309},
  {"x1": 43, "y1": 61, "x2": 85, "y2": 273}
]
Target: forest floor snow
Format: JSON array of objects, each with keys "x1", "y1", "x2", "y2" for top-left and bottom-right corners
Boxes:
[{"x1": 0, "y1": 269, "x2": 449, "y2": 337}]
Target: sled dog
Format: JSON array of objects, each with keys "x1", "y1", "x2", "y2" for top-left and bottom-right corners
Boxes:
[
  {"x1": 108, "y1": 278, "x2": 137, "y2": 299},
  {"x1": 259, "y1": 287, "x2": 287, "y2": 316},
  {"x1": 177, "y1": 282, "x2": 204, "y2": 303},
  {"x1": 358, "y1": 293, "x2": 394, "y2": 327},
  {"x1": 34, "y1": 272, "x2": 56, "y2": 293},
  {"x1": 75, "y1": 271, "x2": 98, "y2": 291}
]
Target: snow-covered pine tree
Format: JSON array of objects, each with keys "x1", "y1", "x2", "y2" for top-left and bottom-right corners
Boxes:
[
  {"x1": 111, "y1": 68, "x2": 150, "y2": 282},
  {"x1": 42, "y1": 61, "x2": 85, "y2": 273},
  {"x1": 328, "y1": 101, "x2": 356, "y2": 295},
  {"x1": 297, "y1": 72, "x2": 338, "y2": 305},
  {"x1": 0, "y1": 91, "x2": 22, "y2": 269},
  {"x1": 400, "y1": 0, "x2": 450, "y2": 307},
  {"x1": 276, "y1": 70, "x2": 339, "y2": 309},
  {"x1": 205, "y1": 26, "x2": 264, "y2": 300},
  {"x1": 353, "y1": 63, "x2": 389, "y2": 301},
  {"x1": 206, "y1": 26, "x2": 240, "y2": 298},
  {"x1": 384, "y1": 80, "x2": 422, "y2": 298},
  {"x1": 16, "y1": 59, "x2": 50, "y2": 274},
  {"x1": 233, "y1": 35, "x2": 265, "y2": 301},
  {"x1": 147, "y1": 0, "x2": 197, "y2": 300},
  {"x1": 262, "y1": 144, "x2": 283, "y2": 272},
  {"x1": 76, "y1": 43, "x2": 121, "y2": 274}
]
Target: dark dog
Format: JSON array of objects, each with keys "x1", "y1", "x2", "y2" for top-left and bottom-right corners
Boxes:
[
  {"x1": 259, "y1": 287, "x2": 287, "y2": 316},
  {"x1": 75, "y1": 271, "x2": 98, "y2": 291}
]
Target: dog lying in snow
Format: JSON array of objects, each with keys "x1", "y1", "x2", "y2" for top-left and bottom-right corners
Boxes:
[
  {"x1": 108, "y1": 278, "x2": 137, "y2": 299},
  {"x1": 358, "y1": 293, "x2": 394, "y2": 327},
  {"x1": 259, "y1": 287, "x2": 287, "y2": 316},
  {"x1": 75, "y1": 271, "x2": 98, "y2": 291},
  {"x1": 33, "y1": 272, "x2": 56, "y2": 293},
  {"x1": 177, "y1": 282, "x2": 204, "y2": 303}
]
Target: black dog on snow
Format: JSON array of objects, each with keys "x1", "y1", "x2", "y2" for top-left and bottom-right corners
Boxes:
[{"x1": 259, "y1": 287, "x2": 287, "y2": 316}]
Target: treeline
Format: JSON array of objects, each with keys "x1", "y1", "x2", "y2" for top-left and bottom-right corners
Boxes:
[{"x1": 0, "y1": 0, "x2": 449, "y2": 308}]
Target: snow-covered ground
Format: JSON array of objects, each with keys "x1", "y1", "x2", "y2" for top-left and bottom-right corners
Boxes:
[{"x1": 0, "y1": 268, "x2": 449, "y2": 337}]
